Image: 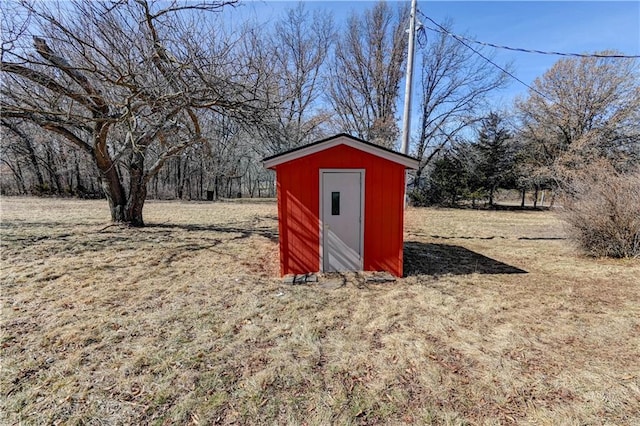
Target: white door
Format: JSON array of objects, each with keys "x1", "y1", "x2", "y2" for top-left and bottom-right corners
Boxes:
[{"x1": 321, "y1": 170, "x2": 364, "y2": 272}]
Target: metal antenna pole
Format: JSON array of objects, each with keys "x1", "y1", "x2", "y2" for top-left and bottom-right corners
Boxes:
[{"x1": 400, "y1": 0, "x2": 418, "y2": 155}]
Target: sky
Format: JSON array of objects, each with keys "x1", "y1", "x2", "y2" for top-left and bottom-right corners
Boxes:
[
  {"x1": 231, "y1": 1, "x2": 639, "y2": 137},
  {"x1": 416, "y1": 1, "x2": 640, "y2": 105}
]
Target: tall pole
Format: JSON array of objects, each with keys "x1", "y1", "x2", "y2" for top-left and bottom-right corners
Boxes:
[{"x1": 400, "y1": 0, "x2": 418, "y2": 155}]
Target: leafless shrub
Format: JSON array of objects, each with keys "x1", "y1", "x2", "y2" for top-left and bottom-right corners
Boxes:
[{"x1": 560, "y1": 162, "x2": 640, "y2": 258}]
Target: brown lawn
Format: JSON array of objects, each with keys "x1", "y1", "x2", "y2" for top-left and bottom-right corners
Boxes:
[{"x1": 1, "y1": 197, "x2": 639, "y2": 425}]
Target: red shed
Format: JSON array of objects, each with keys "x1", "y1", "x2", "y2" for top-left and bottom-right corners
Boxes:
[{"x1": 263, "y1": 134, "x2": 419, "y2": 277}]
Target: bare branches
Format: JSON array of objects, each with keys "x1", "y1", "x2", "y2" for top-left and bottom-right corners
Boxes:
[
  {"x1": 32, "y1": 37, "x2": 109, "y2": 115},
  {"x1": 1, "y1": 0, "x2": 278, "y2": 224},
  {"x1": 1, "y1": 61, "x2": 103, "y2": 114},
  {"x1": 253, "y1": 3, "x2": 334, "y2": 153},
  {"x1": 516, "y1": 54, "x2": 640, "y2": 182},
  {"x1": 327, "y1": 1, "x2": 408, "y2": 148},
  {"x1": 414, "y1": 21, "x2": 510, "y2": 172},
  {"x1": 133, "y1": 0, "x2": 238, "y2": 20}
]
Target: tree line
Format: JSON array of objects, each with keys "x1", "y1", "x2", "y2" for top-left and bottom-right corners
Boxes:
[
  {"x1": 2, "y1": 1, "x2": 639, "y2": 230},
  {"x1": 412, "y1": 52, "x2": 639, "y2": 210}
]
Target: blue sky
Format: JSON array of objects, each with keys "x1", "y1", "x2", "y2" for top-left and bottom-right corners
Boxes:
[
  {"x1": 233, "y1": 1, "x2": 639, "y2": 137},
  {"x1": 418, "y1": 1, "x2": 640, "y2": 104},
  {"x1": 239, "y1": 1, "x2": 638, "y2": 98}
]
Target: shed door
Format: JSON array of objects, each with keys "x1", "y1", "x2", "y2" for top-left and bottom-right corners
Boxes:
[{"x1": 321, "y1": 171, "x2": 364, "y2": 272}]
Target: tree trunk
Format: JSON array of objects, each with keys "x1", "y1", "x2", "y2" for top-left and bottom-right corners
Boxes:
[
  {"x1": 4, "y1": 159, "x2": 27, "y2": 193},
  {"x1": 100, "y1": 175, "x2": 126, "y2": 222},
  {"x1": 151, "y1": 174, "x2": 158, "y2": 198},
  {"x1": 126, "y1": 150, "x2": 146, "y2": 227},
  {"x1": 199, "y1": 158, "x2": 204, "y2": 200},
  {"x1": 3, "y1": 120, "x2": 45, "y2": 188},
  {"x1": 94, "y1": 126, "x2": 128, "y2": 223},
  {"x1": 176, "y1": 158, "x2": 183, "y2": 199},
  {"x1": 415, "y1": 166, "x2": 424, "y2": 192},
  {"x1": 99, "y1": 143, "x2": 146, "y2": 226},
  {"x1": 74, "y1": 151, "x2": 84, "y2": 194},
  {"x1": 25, "y1": 139, "x2": 45, "y2": 188},
  {"x1": 45, "y1": 148, "x2": 62, "y2": 193},
  {"x1": 521, "y1": 188, "x2": 526, "y2": 207}
]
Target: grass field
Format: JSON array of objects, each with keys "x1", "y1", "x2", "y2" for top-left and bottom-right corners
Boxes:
[{"x1": 1, "y1": 197, "x2": 639, "y2": 425}]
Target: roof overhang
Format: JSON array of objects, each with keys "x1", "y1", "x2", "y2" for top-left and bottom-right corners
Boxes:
[{"x1": 263, "y1": 133, "x2": 419, "y2": 170}]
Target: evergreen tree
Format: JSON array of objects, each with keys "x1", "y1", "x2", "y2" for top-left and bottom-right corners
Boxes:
[
  {"x1": 430, "y1": 153, "x2": 469, "y2": 206},
  {"x1": 475, "y1": 113, "x2": 514, "y2": 206}
]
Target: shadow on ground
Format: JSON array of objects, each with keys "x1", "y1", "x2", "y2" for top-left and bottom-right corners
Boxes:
[
  {"x1": 403, "y1": 241, "x2": 527, "y2": 277},
  {"x1": 147, "y1": 222, "x2": 279, "y2": 243}
]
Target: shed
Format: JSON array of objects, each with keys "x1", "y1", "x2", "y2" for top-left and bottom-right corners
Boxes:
[{"x1": 263, "y1": 134, "x2": 419, "y2": 277}]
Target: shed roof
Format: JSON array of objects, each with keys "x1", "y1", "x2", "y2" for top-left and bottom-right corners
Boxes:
[{"x1": 263, "y1": 133, "x2": 419, "y2": 170}]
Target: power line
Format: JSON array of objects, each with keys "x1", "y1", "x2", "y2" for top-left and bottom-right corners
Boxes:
[
  {"x1": 418, "y1": 11, "x2": 640, "y2": 59},
  {"x1": 417, "y1": 10, "x2": 553, "y2": 103}
]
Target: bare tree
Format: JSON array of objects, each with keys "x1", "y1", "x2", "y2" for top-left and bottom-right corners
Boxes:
[
  {"x1": 516, "y1": 53, "x2": 640, "y2": 186},
  {"x1": 0, "y1": 118, "x2": 100, "y2": 196},
  {"x1": 255, "y1": 3, "x2": 334, "y2": 155},
  {"x1": 1, "y1": 0, "x2": 275, "y2": 225},
  {"x1": 413, "y1": 20, "x2": 509, "y2": 184},
  {"x1": 1, "y1": 120, "x2": 45, "y2": 191},
  {"x1": 326, "y1": 0, "x2": 408, "y2": 148}
]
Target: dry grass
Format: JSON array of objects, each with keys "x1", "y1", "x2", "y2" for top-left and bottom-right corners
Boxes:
[{"x1": 1, "y1": 197, "x2": 639, "y2": 425}]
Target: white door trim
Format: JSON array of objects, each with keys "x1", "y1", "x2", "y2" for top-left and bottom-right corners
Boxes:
[{"x1": 319, "y1": 169, "x2": 365, "y2": 272}]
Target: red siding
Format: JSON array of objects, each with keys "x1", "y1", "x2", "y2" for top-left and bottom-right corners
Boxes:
[{"x1": 275, "y1": 144, "x2": 406, "y2": 277}]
